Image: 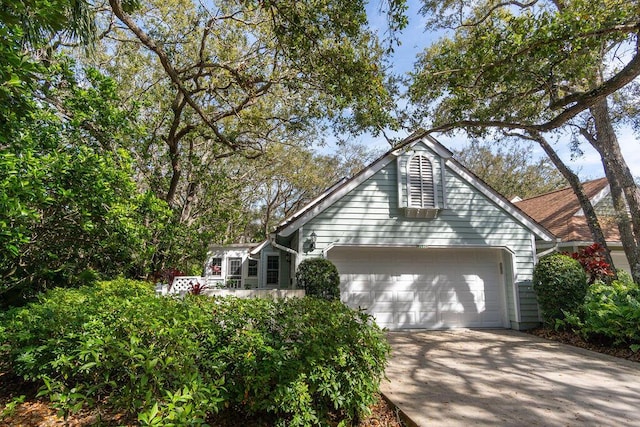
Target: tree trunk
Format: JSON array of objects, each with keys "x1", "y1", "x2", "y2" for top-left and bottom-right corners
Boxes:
[
  {"x1": 180, "y1": 181, "x2": 199, "y2": 225},
  {"x1": 529, "y1": 131, "x2": 616, "y2": 270},
  {"x1": 588, "y1": 100, "x2": 640, "y2": 284}
]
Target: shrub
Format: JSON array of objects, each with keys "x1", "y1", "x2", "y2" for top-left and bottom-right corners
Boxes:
[
  {"x1": 0, "y1": 279, "x2": 225, "y2": 422},
  {"x1": 560, "y1": 276, "x2": 640, "y2": 351},
  {"x1": 296, "y1": 257, "x2": 341, "y2": 301},
  {"x1": 567, "y1": 243, "x2": 615, "y2": 284},
  {"x1": 0, "y1": 280, "x2": 389, "y2": 425},
  {"x1": 533, "y1": 253, "x2": 588, "y2": 324},
  {"x1": 210, "y1": 297, "x2": 390, "y2": 425}
]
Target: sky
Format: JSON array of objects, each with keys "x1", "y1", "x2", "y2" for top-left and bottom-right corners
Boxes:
[{"x1": 340, "y1": 0, "x2": 640, "y2": 181}]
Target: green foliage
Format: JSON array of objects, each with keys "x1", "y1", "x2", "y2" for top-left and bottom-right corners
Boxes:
[
  {"x1": 296, "y1": 258, "x2": 341, "y2": 301},
  {"x1": 533, "y1": 253, "x2": 588, "y2": 324},
  {"x1": 1, "y1": 279, "x2": 227, "y2": 421},
  {"x1": 0, "y1": 280, "x2": 390, "y2": 425},
  {"x1": 559, "y1": 276, "x2": 640, "y2": 349},
  {"x1": 0, "y1": 395, "x2": 26, "y2": 420},
  {"x1": 211, "y1": 296, "x2": 390, "y2": 425},
  {"x1": 410, "y1": 0, "x2": 639, "y2": 131},
  {"x1": 454, "y1": 140, "x2": 565, "y2": 199},
  {"x1": 0, "y1": 0, "x2": 98, "y2": 143},
  {"x1": 0, "y1": 60, "x2": 172, "y2": 305}
]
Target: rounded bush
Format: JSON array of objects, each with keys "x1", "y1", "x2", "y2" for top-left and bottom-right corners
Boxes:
[
  {"x1": 295, "y1": 258, "x2": 341, "y2": 301},
  {"x1": 0, "y1": 280, "x2": 389, "y2": 425},
  {"x1": 533, "y1": 252, "x2": 588, "y2": 324}
]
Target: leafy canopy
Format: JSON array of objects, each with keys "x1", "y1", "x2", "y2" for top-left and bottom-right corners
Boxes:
[{"x1": 409, "y1": 0, "x2": 640, "y2": 133}]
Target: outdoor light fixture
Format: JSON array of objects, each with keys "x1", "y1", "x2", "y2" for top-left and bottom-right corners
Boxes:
[{"x1": 309, "y1": 231, "x2": 317, "y2": 252}]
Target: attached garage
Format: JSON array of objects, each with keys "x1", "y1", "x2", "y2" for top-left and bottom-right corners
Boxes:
[
  {"x1": 328, "y1": 246, "x2": 508, "y2": 330},
  {"x1": 271, "y1": 137, "x2": 556, "y2": 330}
]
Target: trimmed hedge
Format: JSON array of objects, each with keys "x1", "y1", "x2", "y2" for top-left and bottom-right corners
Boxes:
[
  {"x1": 533, "y1": 253, "x2": 588, "y2": 324},
  {"x1": 295, "y1": 258, "x2": 341, "y2": 301},
  {"x1": 0, "y1": 279, "x2": 389, "y2": 425}
]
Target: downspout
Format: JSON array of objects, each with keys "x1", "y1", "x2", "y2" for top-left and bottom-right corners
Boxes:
[
  {"x1": 269, "y1": 233, "x2": 299, "y2": 288},
  {"x1": 268, "y1": 233, "x2": 298, "y2": 257},
  {"x1": 535, "y1": 238, "x2": 561, "y2": 261}
]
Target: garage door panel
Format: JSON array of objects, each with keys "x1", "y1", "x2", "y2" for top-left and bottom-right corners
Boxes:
[
  {"x1": 396, "y1": 291, "x2": 416, "y2": 302},
  {"x1": 439, "y1": 301, "x2": 465, "y2": 312},
  {"x1": 483, "y1": 289, "x2": 500, "y2": 301},
  {"x1": 419, "y1": 311, "x2": 438, "y2": 324},
  {"x1": 343, "y1": 275, "x2": 375, "y2": 290},
  {"x1": 482, "y1": 310, "x2": 502, "y2": 323},
  {"x1": 329, "y1": 247, "x2": 506, "y2": 330},
  {"x1": 372, "y1": 312, "x2": 395, "y2": 326},
  {"x1": 396, "y1": 312, "x2": 417, "y2": 326},
  {"x1": 374, "y1": 291, "x2": 394, "y2": 302},
  {"x1": 418, "y1": 290, "x2": 439, "y2": 302},
  {"x1": 442, "y1": 311, "x2": 480, "y2": 326},
  {"x1": 344, "y1": 291, "x2": 372, "y2": 306},
  {"x1": 368, "y1": 301, "x2": 399, "y2": 311}
]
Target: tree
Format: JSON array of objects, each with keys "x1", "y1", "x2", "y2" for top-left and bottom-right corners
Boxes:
[
  {"x1": 239, "y1": 141, "x2": 382, "y2": 241},
  {"x1": 67, "y1": 0, "x2": 406, "y2": 270},
  {"x1": 0, "y1": 0, "x2": 97, "y2": 142},
  {"x1": 408, "y1": 0, "x2": 640, "y2": 283},
  {"x1": 453, "y1": 140, "x2": 565, "y2": 199},
  {"x1": 0, "y1": 61, "x2": 170, "y2": 306}
]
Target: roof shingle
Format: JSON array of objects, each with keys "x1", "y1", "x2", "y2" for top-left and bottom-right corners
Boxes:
[{"x1": 515, "y1": 177, "x2": 621, "y2": 242}]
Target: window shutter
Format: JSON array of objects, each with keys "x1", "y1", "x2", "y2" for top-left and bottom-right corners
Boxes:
[{"x1": 408, "y1": 155, "x2": 435, "y2": 208}]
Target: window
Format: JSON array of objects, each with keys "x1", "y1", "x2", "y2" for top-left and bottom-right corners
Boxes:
[
  {"x1": 227, "y1": 257, "x2": 242, "y2": 279},
  {"x1": 408, "y1": 155, "x2": 435, "y2": 208},
  {"x1": 266, "y1": 255, "x2": 279, "y2": 286},
  {"x1": 209, "y1": 257, "x2": 222, "y2": 276},
  {"x1": 248, "y1": 259, "x2": 258, "y2": 277}
]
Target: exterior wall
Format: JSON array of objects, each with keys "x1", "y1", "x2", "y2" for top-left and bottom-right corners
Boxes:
[
  {"x1": 257, "y1": 242, "x2": 296, "y2": 289},
  {"x1": 297, "y1": 142, "x2": 540, "y2": 327},
  {"x1": 611, "y1": 250, "x2": 632, "y2": 275},
  {"x1": 205, "y1": 246, "x2": 259, "y2": 289},
  {"x1": 593, "y1": 193, "x2": 617, "y2": 217}
]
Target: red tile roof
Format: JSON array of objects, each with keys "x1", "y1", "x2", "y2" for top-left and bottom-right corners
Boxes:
[{"x1": 515, "y1": 178, "x2": 621, "y2": 242}]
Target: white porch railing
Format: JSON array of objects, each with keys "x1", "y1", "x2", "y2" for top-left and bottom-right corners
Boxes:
[{"x1": 156, "y1": 276, "x2": 304, "y2": 299}]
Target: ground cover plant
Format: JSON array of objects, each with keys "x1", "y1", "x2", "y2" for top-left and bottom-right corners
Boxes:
[
  {"x1": 533, "y1": 249, "x2": 639, "y2": 354},
  {"x1": 558, "y1": 272, "x2": 640, "y2": 352},
  {"x1": 0, "y1": 279, "x2": 390, "y2": 426}
]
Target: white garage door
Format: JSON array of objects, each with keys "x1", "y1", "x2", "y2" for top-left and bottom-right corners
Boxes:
[{"x1": 328, "y1": 246, "x2": 507, "y2": 330}]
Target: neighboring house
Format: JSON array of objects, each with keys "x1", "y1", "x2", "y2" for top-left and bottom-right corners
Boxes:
[
  {"x1": 202, "y1": 136, "x2": 556, "y2": 330},
  {"x1": 204, "y1": 244, "x2": 260, "y2": 289},
  {"x1": 514, "y1": 177, "x2": 631, "y2": 274}
]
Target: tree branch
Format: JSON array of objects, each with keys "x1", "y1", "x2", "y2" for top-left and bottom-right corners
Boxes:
[
  {"x1": 459, "y1": 0, "x2": 539, "y2": 28},
  {"x1": 550, "y1": 32, "x2": 640, "y2": 110},
  {"x1": 108, "y1": 0, "x2": 237, "y2": 151}
]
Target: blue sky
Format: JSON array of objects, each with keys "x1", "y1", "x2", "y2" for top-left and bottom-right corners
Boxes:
[{"x1": 345, "y1": 0, "x2": 640, "y2": 181}]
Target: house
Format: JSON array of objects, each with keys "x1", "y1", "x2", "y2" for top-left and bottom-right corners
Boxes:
[
  {"x1": 514, "y1": 177, "x2": 631, "y2": 273},
  {"x1": 201, "y1": 135, "x2": 555, "y2": 330}
]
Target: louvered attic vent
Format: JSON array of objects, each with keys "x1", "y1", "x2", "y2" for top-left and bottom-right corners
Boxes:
[{"x1": 404, "y1": 154, "x2": 440, "y2": 218}]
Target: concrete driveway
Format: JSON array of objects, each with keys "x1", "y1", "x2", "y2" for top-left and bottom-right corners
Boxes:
[{"x1": 381, "y1": 329, "x2": 640, "y2": 426}]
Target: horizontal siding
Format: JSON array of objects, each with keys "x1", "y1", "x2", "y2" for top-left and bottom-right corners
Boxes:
[
  {"x1": 518, "y1": 281, "x2": 540, "y2": 324},
  {"x1": 300, "y1": 143, "x2": 540, "y2": 324}
]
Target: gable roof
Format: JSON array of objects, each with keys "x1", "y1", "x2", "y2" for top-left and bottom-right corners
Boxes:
[
  {"x1": 275, "y1": 135, "x2": 554, "y2": 242},
  {"x1": 514, "y1": 177, "x2": 621, "y2": 242}
]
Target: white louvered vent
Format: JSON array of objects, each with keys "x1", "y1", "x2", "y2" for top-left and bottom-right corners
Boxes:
[{"x1": 408, "y1": 155, "x2": 435, "y2": 208}]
